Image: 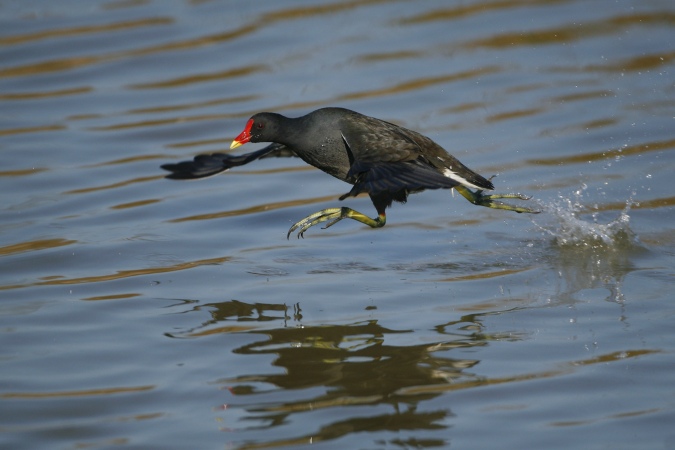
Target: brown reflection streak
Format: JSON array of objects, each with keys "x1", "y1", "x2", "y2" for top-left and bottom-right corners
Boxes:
[
  {"x1": 95, "y1": 99, "x2": 324, "y2": 132},
  {"x1": 189, "y1": 325, "x2": 260, "y2": 336},
  {"x1": 261, "y1": 0, "x2": 393, "y2": 21},
  {"x1": 0, "y1": 23, "x2": 258, "y2": 79},
  {"x1": 238, "y1": 165, "x2": 315, "y2": 176},
  {"x1": 551, "y1": 408, "x2": 661, "y2": 427},
  {"x1": 572, "y1": 349, "x2": 657, "y2": 366},
  {"x1": 0, "y1": 125, "x2": 65, "y2": 136},
  {"x1": 82, "y1": 293, "x2": 142, "y2": 301},
  {"x1": 0, "y1": 256, "x2": 231, "y2": 291},
  {"x1": 584, "y1": 51, "x2": 675, "y2": 73},
  {"x1": 439, "y1": 101, "x2": 487, "y2": 114},
  {"x1": 396, "y1": 369, "x2": 566, "y2": 396},
  {"x1": 396, "y1": 349, "x2": 660, "y2": 396},
  {"x1": 579, "y1": 118, "x2": 617, "y2": 129},
  {"x1": 169, "y1": 194, "x2": 338, "y2": 222},
  {"x1": 130, "y1": 95, "x2": 258, "y2": 114},
  {"x1": 398, "y1": 0, "x2": 545, "y2": 24},
  {"x1": 486, "y1": 107, "x2": 543, "y2": 123},
  {"x1": 527, "y1": 138, "x2": 675, "y2": 166},
  {"x1": 551, "y1": 90, "x2": 614, "y2": 103},
  {"x1": 64, "y1": 175, "x2": 160, "y2": 194},
  {"x1": 356, "y1": 50, "x2": 423, "y2": 62},
  {"x1": 129, "y1": 65, "x2": 268, "y2": 89},
  {"x1": 591, "y1": 197, "x2": 675, "y2": 213},
  {"x1": 0, "y1": 168, "x2": 48, "y2": 177},
  {"x1": 505, "y1": 82, "x2": 548, "y2": 94},
  {"x1": 168, "y1": 138, "x2": 229, "y2": 148},
  {"x1": 468, "y1": 27, "x2": 585, "y2": 48},
  {"x1": 111, "y1": 199, "x2": 161, "y2": 209},
  {"x1": 0, "y1": 56, "x2": 102, "y2": 78},
  {"x1": 465, "y1": 12, "x2": 675, "y2": 49},
  {"x1": 87, "y1": 154, "x2": 168, "y2": 167},
  {"x1": 89, "y1": 113, "x2": 233, "y2": 131},
  {"x1": 1, "y1": 385, "x2": 154, "y2": 399},
  {"x1": 38, "y1": 256, "x2": 231, "y2": 286},
  {"x1": 0, "y1": 87, "x2": 92, "y2": 100},
  {"x1": 628, "y1": 196, "x2": 675, "y2": 211},
  {"x1": 125, "y1": 24, "x2": 260, "y2": 58},
  {"x1": 0, "y1": 238, "x2": 76, "y2": 256},
  {"x1": 103, "y1": 0, "x2": 152, "y2": 10},
  {"x1": 68, "y1": 113, "x2": 103, "y2": 121},
  {"x1": 437, "y1": 267, "x2": 529, "y2": 282},
  {"x1": 338, "y1": 67, "x2": 500, "y2": 101},
  {"x1": 263, "y1": 395, "x2": 383, "y2": 413},
  {"x1": 0, "y1": 18, "x2": 172, "y2": 46}
]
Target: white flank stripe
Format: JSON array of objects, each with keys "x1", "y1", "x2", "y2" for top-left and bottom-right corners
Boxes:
[{"x1": 442, "y1": 168, "x2": 486, "y2": 190}]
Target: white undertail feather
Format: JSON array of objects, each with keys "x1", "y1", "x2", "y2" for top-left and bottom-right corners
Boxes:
[{"x1": 442, "y1": 168, "x2": 485, "y2": 190}]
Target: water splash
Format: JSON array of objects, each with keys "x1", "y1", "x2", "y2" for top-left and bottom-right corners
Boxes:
[
  {"x1": 530, "y1": 185, "x2": 644, "y2": 305},
  {"x1": 532, "y1": 184, "x2": 640, "y2": 250}
]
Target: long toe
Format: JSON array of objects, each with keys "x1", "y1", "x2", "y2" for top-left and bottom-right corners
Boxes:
[
  {"x1": 486, "y1": 193, "x2": 532, "y2": 201},
  {"x1": 476, "y1": 192, "x2": 540, "y2": 214},
  {"x1": 491, "y1": 201, "x2": 540, "y2": 214},
  {"x1": 287, "y1": 207, "x2": 386, "y2": 238},
  {"x1": 483, "y1": 196, "x2": 540, "y2": 213},
  {"x1": 287, "y1": 208, "x2": 345, "y2": 239}
]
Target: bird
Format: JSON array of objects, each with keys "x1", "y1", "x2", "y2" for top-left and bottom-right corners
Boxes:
[{"x1": 161, "y1": 107, "x2": 538, "y2": 238}]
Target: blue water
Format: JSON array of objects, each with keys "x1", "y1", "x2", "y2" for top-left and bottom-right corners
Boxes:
[{"x1": 1, "y1": 1, "x2": 674, "y2": 449}]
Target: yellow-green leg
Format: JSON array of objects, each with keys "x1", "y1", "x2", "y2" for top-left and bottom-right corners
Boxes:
[
  {"x1": 454, "y1": 185, "x2": 539, "y2": 214},
  {"x1": 287, "y1": 207, "x2": 386, "y2": 239}
]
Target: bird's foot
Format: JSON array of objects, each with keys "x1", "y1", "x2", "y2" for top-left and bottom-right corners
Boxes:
[
  {"x1": 287, "y1": 207, "x2": 386, "y2": 239},
  {"x1": 456, "y1": 186, "x2": 540, "y2": 214},
  {"x1": 477, "y1": 192, "x2": 540, "y2": 213}
]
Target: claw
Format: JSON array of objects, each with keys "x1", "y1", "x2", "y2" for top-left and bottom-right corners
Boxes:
[
  {"x1": 475, "y1": 192, "x2": 540, "y2": 214},
  {"x1": 287, "y1": 207, "x2": 386, "y2": 239},
  {"x1": 287, "y1": 208, "x2": 343, "y2": 239},
  {"x1": 454, "y1": 185, "x2": 540, "y2": 214}
]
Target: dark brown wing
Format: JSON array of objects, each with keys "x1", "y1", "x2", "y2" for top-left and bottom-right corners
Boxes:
[
  {"x1": 339, "y1": 113, "x2": 424, "y2": 164},
  {"x1": 340, "y1": 158, "x2": 461, "y2": 201},
  {"x1": 340, "y1": 112, "x2": 493, "y2": 194}
]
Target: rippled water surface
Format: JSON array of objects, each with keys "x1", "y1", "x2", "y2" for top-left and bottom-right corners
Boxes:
[{"x1": 2, "y1": 1, "x2": 674, "y2": 449}]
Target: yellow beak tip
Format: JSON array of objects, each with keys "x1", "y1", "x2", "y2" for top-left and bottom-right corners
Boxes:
[{"x1": 230, "y1": 140, "x2": 242, "y2": 150}]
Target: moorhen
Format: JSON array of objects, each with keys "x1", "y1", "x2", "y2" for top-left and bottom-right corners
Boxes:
[{"x1": 161, "y1": 107, "x2": 538, "y2": 238}]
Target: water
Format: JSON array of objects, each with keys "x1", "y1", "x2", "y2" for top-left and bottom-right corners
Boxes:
[
  {"x1": 531, "y1": 188, "x2": 644, "y2": 310},
  {"x1": 536, "y1": 185, "x2": 638, "y2": 248},
  {"x1": 2, "y1": 1, "x2": 675, "y2": 449}
]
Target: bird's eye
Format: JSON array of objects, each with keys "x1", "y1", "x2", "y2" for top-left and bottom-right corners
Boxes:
[{"x1": 257, "y1": 123, "x2": 264, "y2": 129}]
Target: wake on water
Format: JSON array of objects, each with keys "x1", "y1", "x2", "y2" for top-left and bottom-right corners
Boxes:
[
  {"x1": 531, "y1": 184, "x2": 641, "y2": 251},
  {"x1": 529, "y1": 185, "x2": 645, "y2": 304}
]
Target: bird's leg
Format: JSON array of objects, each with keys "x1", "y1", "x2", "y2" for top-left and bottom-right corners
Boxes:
[
  {"x1": 454, "y1": 185, "x2": 540, "y2": 214},
  {"x1": 287, "y1": 207, "x2": 386, "y2": 239}
]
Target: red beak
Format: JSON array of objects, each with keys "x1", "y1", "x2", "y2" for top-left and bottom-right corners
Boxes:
[{"x1": 230, "y1": 119, "x2": 253, "y2": 149}]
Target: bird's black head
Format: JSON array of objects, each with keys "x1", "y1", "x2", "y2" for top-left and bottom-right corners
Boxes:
[{"x1": 231, "y1": 112, "x2": 284, "y2": 149}]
